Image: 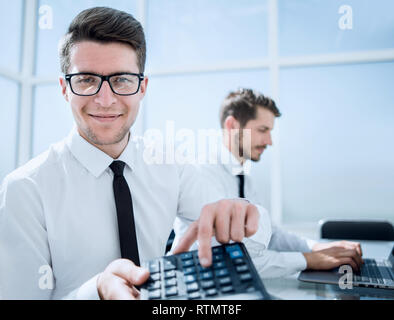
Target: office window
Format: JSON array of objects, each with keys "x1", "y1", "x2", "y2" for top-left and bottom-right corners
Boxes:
[
  {"x1": 146, "y1": 0, "x2": 269, "y2": 71},
  {"x1": 32, "y1": 84, "x2": 73, "y2": 157},
  {"x1": 0, "y1": 0, "x2": 23, "y2": 73},
  {"x1": 279, "y1": 0, "x2": 394, "y2": 56},
  {"x1": 35, "y1": 0, "x2": 139, "y2": 76},
  {"x1": 279, "y1": 62, "x2": 394, "y2": 223},
  {"x1": 0, "y1": 77, "x2": 19, "y2": 181},
  {"x1": 146, "y1": 70, "x2": 271, "y2": 131}
]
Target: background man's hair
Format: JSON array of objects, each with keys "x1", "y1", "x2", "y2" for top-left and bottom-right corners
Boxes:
[
  {"x1": 219, "y1": 88, "x2": 281, "y2": 128},
  {"x1": 59, "y1": 7, "x2": 146, "y2": 74}
]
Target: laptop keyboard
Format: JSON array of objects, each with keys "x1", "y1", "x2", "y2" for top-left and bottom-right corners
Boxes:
[
  {"x1": 354, "y1": 259, "x2": 392, "y2": 285},
  {"x1": 140, "y1": 243, "x2": 269, "y2": 300}
]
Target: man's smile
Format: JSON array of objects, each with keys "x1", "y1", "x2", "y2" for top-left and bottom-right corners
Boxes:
[{"x1": 88, "y1": 113, "x2": 123, "y2": 123}]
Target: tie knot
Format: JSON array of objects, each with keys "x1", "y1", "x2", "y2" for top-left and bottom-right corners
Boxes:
[{"x1": 110, "y1": 161, "x2": 126, "y2": 177}]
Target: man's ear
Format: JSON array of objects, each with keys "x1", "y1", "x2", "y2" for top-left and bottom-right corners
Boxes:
[
  {"x1": 139, "y1": 75, "x2": 149, "y2": 97},
  {"x1": 224, "y1": 115, "x2": 241, "y2": 131},
  {"x1": 59, "y1": 76, "x2": 69, "y2": 102}
]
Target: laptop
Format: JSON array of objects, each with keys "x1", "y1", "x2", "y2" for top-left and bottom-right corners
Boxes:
[{"x1": 298, "y1": 245, "x2": 394, "y2": 290}]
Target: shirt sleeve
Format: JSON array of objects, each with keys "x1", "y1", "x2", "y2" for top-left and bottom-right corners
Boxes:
[
  {"x1": 247, "y1": 204, "x2": 272, "y2": 250},
  {"x1": 60, "y1": 274, "x2": 101, "y2": 300},
  {"x1": 0, "y1": 174, "x2": 101, "y2": 300},
  {"x1": 268, "y1": 224, "x2": 315, "y2": 253},
  {"x1": 0, "y1": 174, "x2": 53, "y2": 299},
  {"x1": 245, "y1": 244, "x2": 307, "y2": 278},
  {"x1": 176, "y1": 164, "x2": 211, "y2": 221}
]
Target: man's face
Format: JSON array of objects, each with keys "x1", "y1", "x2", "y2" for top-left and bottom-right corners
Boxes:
[
  {"x1": 238, "y1": 107, "x2": 275, "y2": 162},
  {"x1": 60, "y1": 41, "x2": 147, "y2": 147}
]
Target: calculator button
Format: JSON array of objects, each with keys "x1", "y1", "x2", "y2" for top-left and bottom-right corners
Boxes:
[
  {"x1": 165, "y1": 278, "x2": 177, "y2": 287},
  {"x1": 180, "y1": 252, "x2": 193, "y2": 260},
  {"x1": 245, "y1": 283, "x2": 256, "y2": 292},
  {"x1": 184, "y1": 274, "x2": 197, "y2": 283},
  {"x1": 233, "y1": 258, "x2": 245, "y2": 265},
  {"x1": 186, "y1": 282, "x2": 199, "y2": 292},
  {"x1": 200, "y1": 270, "x2": 213, "y2": 280},
  {"x1": 221, "y1": 285, "x2": 234, "y2": 293},
  {"x1": 198, "y1": 265, "x2": 213, "y2": 272},
  {"x1": 213, "y1": 254, "x2": 224, "y2": 262},
  {"x1": 205, "y1": 288, "x2": 218, "y2": 297},
  {"x1": 183, "y1": 266, "x2": 196, "y2": 275},
  {"x1": 188, "y1": 291, "x2": 201, "y2": 299},
  {"x1": 236, "y1": 265, "x2": 249, "y2": 273},
  {"x1": 165, "y1": 286, "x2": 178, "y2": 297},
  {"x1": 201, "y1": 280, "x2": 215, "y2": 289},
  {"x1": 147, "y1": 281, "x2": 161, "y2": 290},
  {"x1": 163, "y1": 259, "x2": 177, "y2": 271},
  {"x1": 164, "y1": 270, "x2": 176, "y2": 279},
  {"x1": 218, "y1": 277, "x2": 232, "y2": 286},
  {"x1": 212, "y1": 246, "x2": 223, "y2": 254},
  {"x1": 225, "y1": 243, "x2": 242, "y2": 252},
  {"x1": 213, "y1": 261, "x2": 226, "y2": 269},
  {"x1": 229, "y1": 250, "x2": 243, "y2": 259},
  {"x1": 215, "y1": 268, "x2": 229, "y2": 277},
  {"x1": 182, "y1": 259, "x2": 194, "y2": 267},
  {"x1": 150, "y1": 273, "x2": 161, "y2": 281},
  {"x1": 239, "y1": 273, "x2": 252, "y2": 282},
  {"x1": 225, "y1": 244, "x2": 244, "y2": 259},
  {"x1": 149, "y1": 260, "x2": 160, "y2": 274},
  {"x1": 148, "y1": 289, "x2": 161, "y2": 299}
]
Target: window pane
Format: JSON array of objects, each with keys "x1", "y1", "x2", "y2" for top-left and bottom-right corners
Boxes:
[
  {"x1": 279, "y1": 0, "x2": 394, "y2": 56},
  {"x1": 0, "y1": 0, "x2": 23, "y2": 72},
  {"x1": 279, "y1": 62, "x2": 394, "y2": 224},
  {"x1": 147, "y1": 0, "x2": 269, "y2": 71},
  {"x1": 0, "y1": 77, "x2": 19, "y2": 181},
  {"x1": 32, "y1": 84, "x2": 74, "y2": 156},
  {"x1": 146, "y1": 71, "x2": 270, "y2": 130},
  {"x1": 35, "y1": 0, "x2": 139, "y2": 77},
  {"x1": 145, "y1": 70, "x2": 272, "y2": 210}
]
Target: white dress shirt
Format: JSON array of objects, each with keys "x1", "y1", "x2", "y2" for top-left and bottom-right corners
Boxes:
[
  {"x1": 0, "y1": 127, "x2": 271, "y2": 299},
  {"x1": 173, "y1": 145, "x2": 317, "y2": 278}
]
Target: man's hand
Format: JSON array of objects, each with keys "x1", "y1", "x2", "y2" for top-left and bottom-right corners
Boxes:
[
  {"x1": 312, "y1": 240, "x2": 363, "y2": 257},
  {"x1": 303, "y1": 246, "x2": 363, "y2": 271},
  {"x1": 97, "y1": 259, "x2": 150, "y2": 300},
  {"x1": 173, "y1": 199, "x2": 260, "y2": 267}
]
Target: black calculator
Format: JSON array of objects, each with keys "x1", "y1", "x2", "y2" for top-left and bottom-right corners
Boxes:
[{"x1": 140, "y1": 242, "x2": 270, "y2": 300}]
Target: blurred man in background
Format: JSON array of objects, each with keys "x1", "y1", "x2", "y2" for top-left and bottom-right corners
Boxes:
[{"x1": 173, "y1": 88, "x2": 363, "y2": 277}]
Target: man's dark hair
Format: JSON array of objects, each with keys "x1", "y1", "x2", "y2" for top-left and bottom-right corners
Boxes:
[
  {"x1": 59, "y1": 7, "x2": 146, "y2": 74},
  {"x1": 219, "y1": 88, "x2": 281, "y2": 128}
]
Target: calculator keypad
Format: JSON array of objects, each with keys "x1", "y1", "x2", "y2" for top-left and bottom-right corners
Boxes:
[{"x1": 141, "y1": 243, "x2": 267, "y2": 300}]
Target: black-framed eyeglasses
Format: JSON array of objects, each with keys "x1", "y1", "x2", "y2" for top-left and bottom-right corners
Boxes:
[{"x1": 65, "y1": 72, "x2": 144, "y2": 96}]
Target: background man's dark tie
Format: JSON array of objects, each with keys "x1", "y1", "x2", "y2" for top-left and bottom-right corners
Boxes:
[
  {"x1": 237, "y1": 174, "x2": 245, "y2": 198},
  {"x1": 110, "y1": 160, "x2": 140, "y2": 266}
]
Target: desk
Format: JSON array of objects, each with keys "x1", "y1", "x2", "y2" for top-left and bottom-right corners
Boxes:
[{"x1": 259, "y1": 240, "x2": 394, "y2": 300}]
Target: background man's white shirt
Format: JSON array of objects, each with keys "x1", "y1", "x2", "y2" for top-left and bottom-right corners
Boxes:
[{"x1": 173, "y1": 145, "x2": 317, "y2": 278}]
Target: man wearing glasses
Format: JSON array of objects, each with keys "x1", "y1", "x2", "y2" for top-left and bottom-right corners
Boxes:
[{"x1": 0, "y1": 7, "x2": 271, "y2": 299}]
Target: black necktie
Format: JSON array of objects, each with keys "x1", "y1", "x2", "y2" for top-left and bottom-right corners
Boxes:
[
  {"x1": 110, "y1": 160, "x2": 140, "y2": 266},
  {"x1": 237, "y1": 174, "x2": 245, "y2": 198}
]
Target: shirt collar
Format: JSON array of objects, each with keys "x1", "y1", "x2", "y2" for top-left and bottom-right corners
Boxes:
[
  {"x1": 66, "y1": 126, "x2": 136, "y2": 178},
  {"x1": 219, "y1": 144, "x2": 250, "y2": 176}
]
